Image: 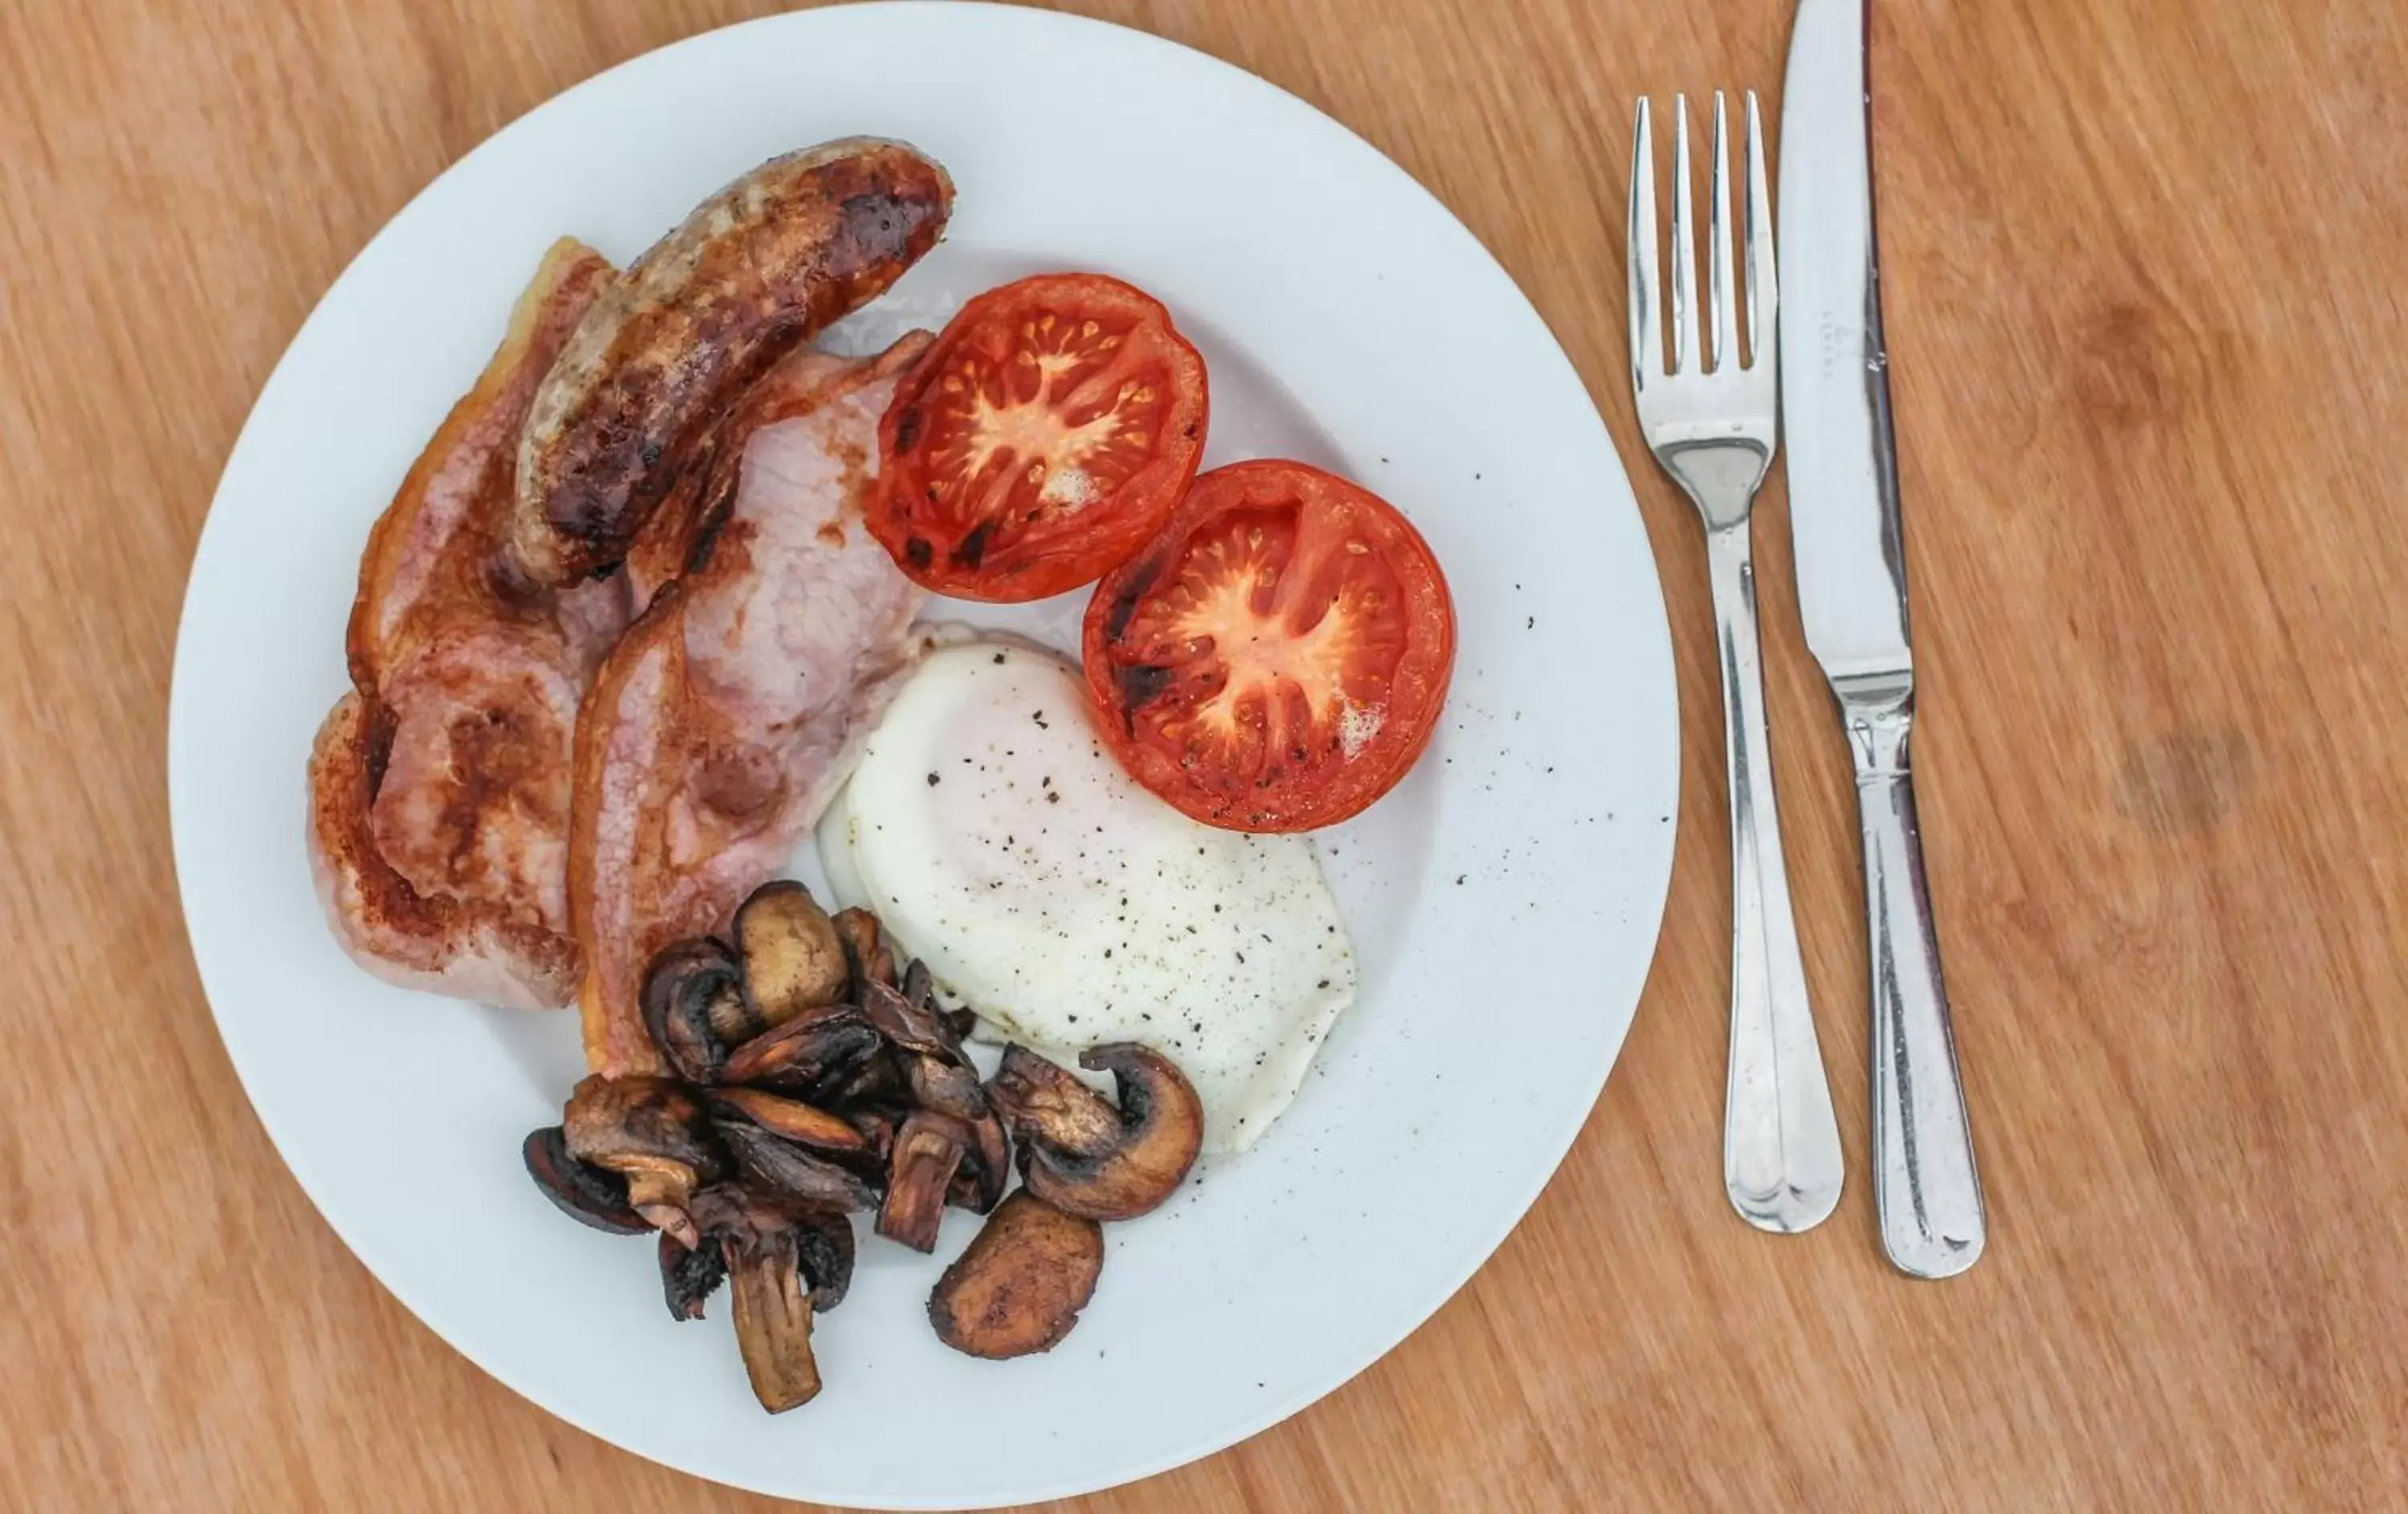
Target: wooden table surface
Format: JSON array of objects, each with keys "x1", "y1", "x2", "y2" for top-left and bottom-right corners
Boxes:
[{"x1": 7, "y1": 0, "x2": 2405, "y2": 1508}]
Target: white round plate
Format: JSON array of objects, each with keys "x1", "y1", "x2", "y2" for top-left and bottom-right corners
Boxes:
[{"x1": 169, "y1": 4, "x2": 1678, "y2": 1507}]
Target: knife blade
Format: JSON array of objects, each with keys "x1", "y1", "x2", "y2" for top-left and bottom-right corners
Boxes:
[
  {"x1": 1779, "y1": 0, "x2": 1987, "y2": 1278},
  {"x1": 1780, "y1": 0, "x2": 1910, "y2": 686}
]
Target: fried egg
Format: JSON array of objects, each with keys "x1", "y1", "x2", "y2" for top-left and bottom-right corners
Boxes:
[{"x1": 816, "y1": 640, "x2": 1356, "y2": 1153}]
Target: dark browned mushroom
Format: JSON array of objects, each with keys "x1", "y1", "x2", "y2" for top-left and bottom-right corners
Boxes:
[
  {"x1": 734, "y1": 881, "x2": 850, "y2": 1027},
  {"x1": 927, "y1": 1190, "x2": 1105, "y2": 1359},
  {"x1": 831, "y1": 906, "x2": 894, "y2": 993},
  {"x1": 641, "y1": 938, "x2": 751, "y2": 1084},
  {"x1": 523, "y1": 1125, "x2": 648, "y2": 1235},
  {"x1": 706, "y1": 1089, "x2": 872, "y2": 1159},
  {"x1": 787, "y1": 1207, "x2": 856, "y2": 1313},
  {"x1": 993, "y1": 1044, "x2": 1203, "y2": 1222},
  {"x1": 895, "y1": 956, "x2": 978, "y2": 1040},
  {"x1": 658, "y1": 1230, "x2": 726, "y2": 1321},
  {"x1": 686, "y1": 1188, "x2": 826, "y2": 1413},
  {"x1": 819, "y1": 1044, "x2": 907, "y2": 1107},
  {"x1": 947, "y1": 1108, "x2": 1011, "y2": 1215},
  {"x1": 730, "y1": 1232, "x2": 817, "y2": 1411},
  {"x1": 859, "y1": 978, "x2": 993, "y2": 1125},
  {"x1": 715, "y1": 1119, "x2": 882, "y2": 1212},
  {"x1": 848, "y1": 1106, "x2": 903, "y2": 1166},
  {"x1": 562, "y1": 1075, "x2": 725, "y2": 1246},
  {"x1": 721, "y1": 1008, "x2": 883, "y2": 1095},
  {"x1": 689, "y1": 1187, "x2": 854, "y2": 1313},
  {"x1": 986, "y1": 1044, "x2": 1121, "y2": 1160},
  {"x1": 877, "y1": 1110, "x2": 968, "y2": 1252},
  {"x1": 905, "y1": 1055, "x2": 991, "y2": 1125},
  {"x1": 858, "y1": 979, "x2": 963, "y2": 1059},
  {"x1": 900, "y1": 957, "x2": 935, "y2": 1011}
]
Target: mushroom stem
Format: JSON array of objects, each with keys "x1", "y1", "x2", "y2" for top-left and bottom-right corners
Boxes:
[
  {"x1": 723, "y1": 1229, "x2": 821, "y2": 1413},
  {"x1": 878, "y1": 1112, "x2": 967, "y2": 1253},
  {"x1": 624, "y1": 1168, "x2": 701, "y2": 1249}
]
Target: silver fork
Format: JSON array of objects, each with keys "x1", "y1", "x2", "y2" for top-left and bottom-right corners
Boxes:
[{"x1": 1629, "y1": 92, "x2": 1843, "y2": 1232}]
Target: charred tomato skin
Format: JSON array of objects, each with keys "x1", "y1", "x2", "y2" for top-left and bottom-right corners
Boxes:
[
  {"x1": 870, "y1": 273, "x2": 1207, "y2": 602},
  {"x1": 1082, "y1": 460, "x2": 1456, "y2": 832}
]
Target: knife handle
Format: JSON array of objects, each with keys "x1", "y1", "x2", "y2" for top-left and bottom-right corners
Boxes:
[
  {"x1": 1845, "y1": 697, "x2": 1987, "y2": 1277},
  {"x1": 1706, "y1": 521, "x2": 1845, "y2": 1234}
]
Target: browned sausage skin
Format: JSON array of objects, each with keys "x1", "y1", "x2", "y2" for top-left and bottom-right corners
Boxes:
[{"x1": 507, "y1": 137, "x2": 954, "y2": 588}]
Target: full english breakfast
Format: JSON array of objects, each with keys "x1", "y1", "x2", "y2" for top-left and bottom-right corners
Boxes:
[{"x1": 303, "y1": 136, "x2": 1455, "y2": 1412}]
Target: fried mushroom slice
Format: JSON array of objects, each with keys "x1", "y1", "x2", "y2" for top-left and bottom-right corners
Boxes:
[
  {"x1": 986, "y1": 1044, "x2": 1120, "y2": 1160},
  {"x1": 830, "y1": 906, "x2": 895, "y2": 993},
  {"x1": 905, "y1": 1054, "x2": 991, "y2": 1125},
  {"x1": 562, "y1": 1075, "x2": 725, "y2": 1246},
  {"x1": 898, "y1": 958, "x2": 975, "y2": 1058},
  {"x1": 860, "y1": 978, "x2": 994, "y2": 1125},
  {"x1": 999, "y1": 1044, "x2": 1204, "y2": 1222},
  {"x1": 640, "y1": 938, "x2": 750, "y2": 1084},
  {"x1": 734, "y1": 881, "x2": 849, "y2": 1028},
  {"x1": 820, "y1": 1044, "x2": 907, "y2": 1107},
  {"x1": 686, "y1": 1188, "x2": 827, "y2": 1414},
  {"x1": 522, "y1": 1125, "x2": 648, "y2": 1235},
  {"x1": 715, "y1": 1120, "x2": 881, "y2": 1213},
  {"x1": 721, "y1": 1008, "x2": 883, "y2": 1094},
  {"x1": 706, "y1": 1089, "x2": 872, "y2": 1159},
  {"x1": 728, "y1": 1232, "x2": 818, "y2": 1413},
  {"x1": 658, "y1": 1230, "x2": 727, "y2": 1321},
  {"x1": 947, "y1": 1109, "x2": 1011, "y2": 1215},
  {"x1": 788, "y1": 1207, "x2": 856, "y2": 1313},
  {"x1": 858, "y1": 979, "x2": 964, "y2": 1059},
  {"x1": 901, "y1": 957, "x2": 936, "y2": 1014},
  {"x1": 927, "y1": 1191, "x2": 1105, "y2": 1360},
  {"x1": 689, "y1": 1187, "x2": 852, "y2": 1311},
  {"x1": 848, "y1": 1106, "x2": 903, "y2": 1166},
  {"x1": 877, "y1": 1111, "x2": 968, "y2": 1253}
]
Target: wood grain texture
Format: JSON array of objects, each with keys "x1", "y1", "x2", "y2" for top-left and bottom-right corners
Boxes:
[{"x1": 4, "y1": 0, "x2": 2404, "y2": 1508}]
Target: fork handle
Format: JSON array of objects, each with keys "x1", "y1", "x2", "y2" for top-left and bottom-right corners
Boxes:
[
  {"x1": 1845, "y1": 698, "x2": 1987, "y2": 1277},
  {"x1": 1705, "y1": 519, "x2": 1844, "y2": 1232}
]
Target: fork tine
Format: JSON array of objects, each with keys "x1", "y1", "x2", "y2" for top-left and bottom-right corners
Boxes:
[
  {"x1": 1628, "y1": 98, "x2": 1661, "y2": 387},
  {"x1": 1744, "y1": 90, "x2": 1776, "y2": 364},
  {"x1": 1669, "y1": 95, "x2": 1696, "y2": 376},
  {"x1": 1708, "y1": 92, "x2": 1738, "y2": 373}
]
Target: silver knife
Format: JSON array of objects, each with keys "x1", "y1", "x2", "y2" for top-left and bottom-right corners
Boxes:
[{"x1": 1779, "y1": 0, "x2": 1986, "y2": 1278}]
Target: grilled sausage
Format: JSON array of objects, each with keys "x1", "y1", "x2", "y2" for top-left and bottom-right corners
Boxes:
[{"x1": 507, "y1": 137, "x2": 953, "y2": 588}]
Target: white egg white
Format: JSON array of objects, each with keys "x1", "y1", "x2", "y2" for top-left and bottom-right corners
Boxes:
[{"x1": 817, "y1": 641, "x2": 1357, "y2": 1153}]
